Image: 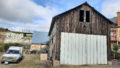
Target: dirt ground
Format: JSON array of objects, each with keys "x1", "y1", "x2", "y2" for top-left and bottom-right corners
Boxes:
[
  {"x1": 0, "y1": 52, "x2": 120, "y2": 68},
  {"x1": 0, "y1": 53, "x2": 45, "y2": 68},
  {"x1": 53, "y1": 66, "x2": 120, "y2": 68}
]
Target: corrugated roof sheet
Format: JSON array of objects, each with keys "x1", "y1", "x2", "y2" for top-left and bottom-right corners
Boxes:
[{"x1": 31, "y1": 31, "x2": 49, "y2": 44}]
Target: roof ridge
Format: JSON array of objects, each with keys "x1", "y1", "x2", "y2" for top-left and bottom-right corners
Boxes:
[{"x1": 48, "y1": 2, "x2": 114, "y2": 36}]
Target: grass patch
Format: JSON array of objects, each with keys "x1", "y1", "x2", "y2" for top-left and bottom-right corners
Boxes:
[{"x1": 0, "y1": 43, "x2": 24, "y2": 52}]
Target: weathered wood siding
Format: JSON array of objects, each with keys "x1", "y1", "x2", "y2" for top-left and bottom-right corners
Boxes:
[
  {"x1": 49, "y1": 23, "x2": 57, "y2": 60},
  {"x1": 50, "y1": 4, "x2": 111, "y2": 60}
]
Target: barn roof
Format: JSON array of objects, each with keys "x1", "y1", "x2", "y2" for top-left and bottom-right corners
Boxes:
[
  {"x1": 31, "y1": 31, "x2": 49, "y2": 44},
  {"x1": 48, "y1": 2, "x2": 114, "y2": 36}
]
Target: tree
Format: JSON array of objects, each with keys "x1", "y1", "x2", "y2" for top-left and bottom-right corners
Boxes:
[{"x1": 113, "y1": 44, "x2": 119, "y2": 59}]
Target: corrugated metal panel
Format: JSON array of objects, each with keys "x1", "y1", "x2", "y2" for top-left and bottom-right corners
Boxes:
[
  {"x1": 31, "y1": 31, "x2": 49, "y2": 44},
  {"x1": 90, "y1": 35, "x2": 94, "y2": 64},
  {"x1": 104, "y1": 36, "x2": 107, "y2": 64},
  {"x1": 82, "y1": 34, "x2": 87, "y2": 64},
  {"x1": 78, "y1": 34, "x2": 82, "y2": 64},
  {"x1": 60, "y1": 32, "x2": 107, "y2": 65},
  {"x1": 87, "y1": 35, "x2": 91, "y2": 64},
  {"x1": 93, "y1": 35, "x2": 97, "y2": 64}
]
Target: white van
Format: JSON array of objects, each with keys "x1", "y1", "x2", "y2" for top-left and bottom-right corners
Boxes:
[{"x1": 1, "y1": 46, "x2": 23, "y2": 64}]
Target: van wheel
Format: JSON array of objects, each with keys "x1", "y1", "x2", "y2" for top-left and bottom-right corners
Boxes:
[
  {"x1": 4, "y1": 61, "x2": 9, "y2": 65},
  {"x1": 16, "y1": 59, "x2": 19, "y2": 63},
  {"x1": 1, "y1": 61, "x2": 4, "y2": 64},
  {"x1": 21, "y1": 56, "x2": 24, "y2": 60}
]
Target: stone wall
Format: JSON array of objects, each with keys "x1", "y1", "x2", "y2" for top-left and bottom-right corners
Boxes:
[
  {"x1": 4, "y1": 32, "x2": 31, "y2": 44},
  {"x1": 0, "y1": 32, "x2": 6, "y2": 43}
]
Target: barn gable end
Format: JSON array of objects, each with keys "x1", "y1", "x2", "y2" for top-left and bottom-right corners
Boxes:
[{"x1": 48, "y1": 2, "x2": 113, "y2": 65}]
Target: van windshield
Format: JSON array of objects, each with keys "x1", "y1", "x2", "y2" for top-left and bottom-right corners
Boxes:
[{"x1": 7, "y1": 50, "x2": 19, "y2": 54}]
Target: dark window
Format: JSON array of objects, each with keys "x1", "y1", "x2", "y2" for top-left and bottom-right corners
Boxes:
[
  {"x1": 51, "y1": 38, "x2": 53, "y2": 44},
  {"x1": 79, "y1": 10, "x2": 84, "y2": 22},
  {"x1": 86, "y1": 11, "x2": 90, "y2": 22}
]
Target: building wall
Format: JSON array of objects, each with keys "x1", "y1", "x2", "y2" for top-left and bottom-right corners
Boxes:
[
  {"x1": 49, "y1": 4, "x2": 111, "y2": 61},
  {"x1": 4, "y1": 32, "x2": 31, "y2": 44},
  {"x1": 111, "y1": 27, "x2": 120, "y2": 47},
  {"x1": 117, "y1": 28, "x2": 120, "y2": 41},
  {"x1": 30, "y1": 44, "x2": 41, "y2": 51},
  {"x1": 0, "y1": 32, "x2": 6, "y2": 43},
  {"x1": 30, "y1": 44, "x2": 48, "y2": 51},
  {"x1": 111, "y1": 28, "x2": 117, "y2": 41},
  {"x1": 117, "y1": 12, "x2": 120, "y2": 26},
  {"x1": 49, "y1": 23, "x2": 57, "y2": 60},
  {"x1": 110, "y1": 27, "x2": 120, "y2": 53},
  {"x1": 110, "y1": 12, "x2": 120, "y2": 50}
]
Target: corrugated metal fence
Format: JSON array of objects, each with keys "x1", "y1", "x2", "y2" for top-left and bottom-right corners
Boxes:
[{"x1": 60, "y1": 32, "x2": 107, "y2": 65}]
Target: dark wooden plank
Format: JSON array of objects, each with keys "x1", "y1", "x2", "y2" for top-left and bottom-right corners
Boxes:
[{"x1": 49, "y1": 4, "x2": 112, "y2": 61}]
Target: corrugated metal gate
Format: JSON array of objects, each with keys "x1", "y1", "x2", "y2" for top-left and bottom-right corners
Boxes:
[{"x1": 60, "y1": 32, "x2": 107, "y2": 65}]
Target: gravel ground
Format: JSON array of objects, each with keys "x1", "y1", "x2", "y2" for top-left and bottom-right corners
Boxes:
[
  {"x1": 0, "y1": 53, "x2": 45, "y2": 68},
  {"x1": 0, "y1": 53, "x2": 120, "y2": 68},
  {"x1": 52, "y1": 65, "x2": 120, "y2": 68}
]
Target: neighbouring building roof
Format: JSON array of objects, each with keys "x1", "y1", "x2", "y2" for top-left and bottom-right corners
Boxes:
[
  {"x1": 31, "y1": 31, "x2": 49, "y2": 44},
  {"x1": 110, "y1": 17, "x2": 117, "y2": 27},
  {"x1": 109, "y1": 17, "x2": 120, "y2": 28},
  {"x1": 48, "y1": 2, "x2": 114, "y2": 36},
  {"x1": 110, "y1": 17, "x2": 117, "y2": 24}
]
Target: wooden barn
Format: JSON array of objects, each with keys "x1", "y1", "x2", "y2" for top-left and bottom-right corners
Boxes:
[{"x1": 48, "y1": 2, "x2": 113, "y2": 65}]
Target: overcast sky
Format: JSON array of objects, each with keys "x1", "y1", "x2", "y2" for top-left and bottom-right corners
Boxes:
[{"x1": 0, "y1": 0, "x2": 120, "y2": 32}]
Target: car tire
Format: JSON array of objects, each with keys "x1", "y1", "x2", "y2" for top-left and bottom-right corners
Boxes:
[
  {"x1": 4, "y1": 61, "x2": 9, "y2": 65},
  {"x1": 1, "y1": 61, "x2": 4, "y2": 64},
  {"x1": 16, "y1": 59, "x2": 19, "y2": 63}
]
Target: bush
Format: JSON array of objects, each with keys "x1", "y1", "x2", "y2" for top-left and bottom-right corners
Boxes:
[
  {"x1": 112, "y1": 44, "x2": 120, "y2": 59},
  {"x1": 0, "y1": 43, "x2": 4, "y2": 52},
  {"x1": 3, "y1": 43, "x2": 24, "y2": 51},
  {"x1": 0, "y1": 43, "x2": 24, "y2": 52},
  {"x1": 113, "y1": 45, "x2": 119, "y2": 52},
  {"x1": 0, "y1": 46, "x2": 4, "y2": 52}
]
